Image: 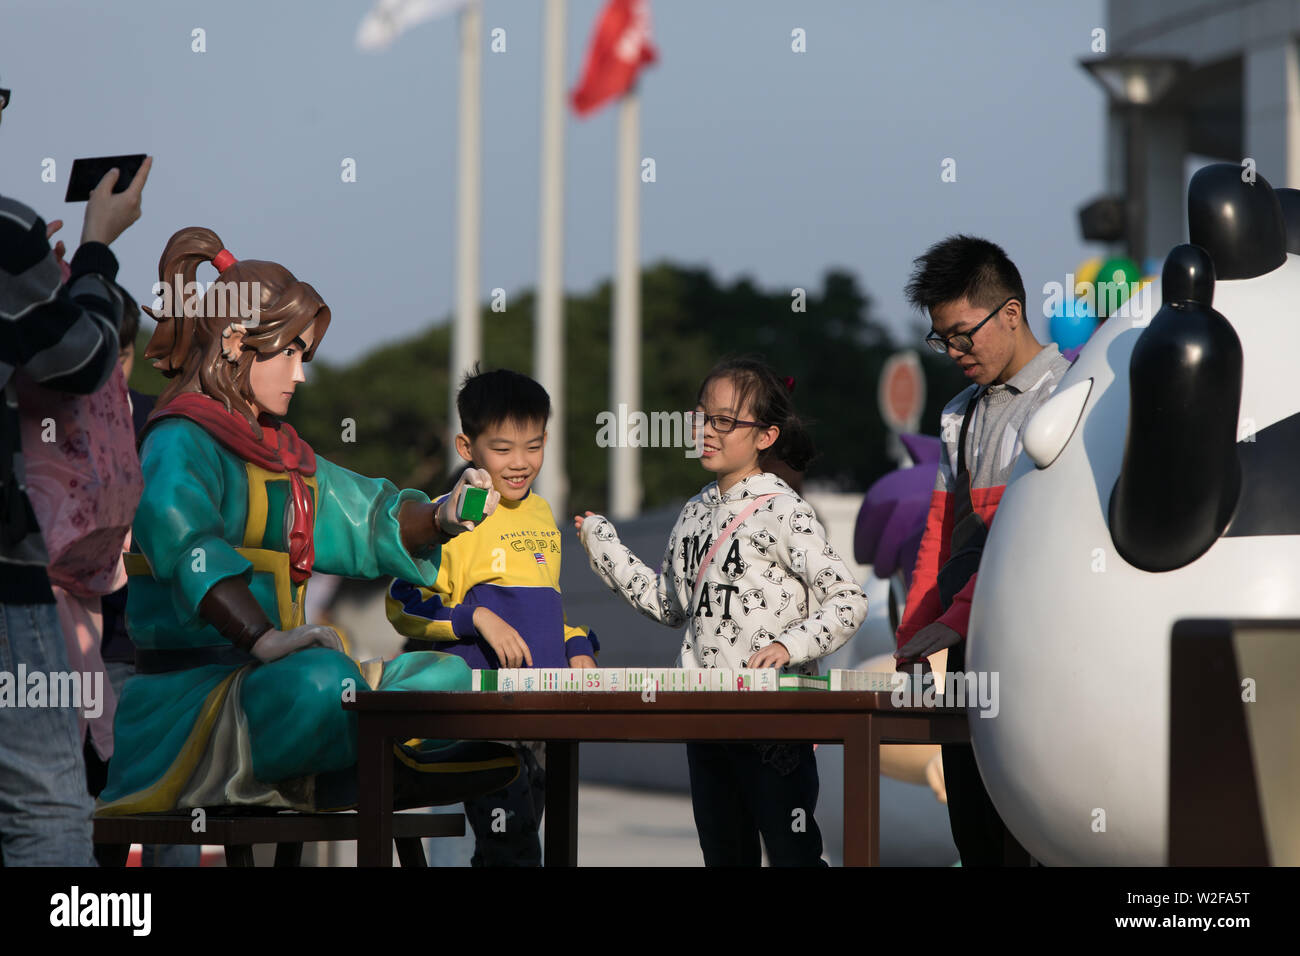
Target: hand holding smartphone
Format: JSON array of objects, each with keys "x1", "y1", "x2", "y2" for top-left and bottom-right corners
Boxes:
[
  {"x1": 69, "y1": 155, "x2": 153, "y2": 248},
  {"x1": 65, "y1": 154, "x2": 147, "y2": 203}
]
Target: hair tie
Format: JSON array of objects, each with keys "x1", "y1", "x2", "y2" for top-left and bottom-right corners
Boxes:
[
  {"x1": 783, "y1": 375, "x2": 795, "y2": 393},
  {"x1": 213, "y1": 249, "x2": 238, "y2": 273}
]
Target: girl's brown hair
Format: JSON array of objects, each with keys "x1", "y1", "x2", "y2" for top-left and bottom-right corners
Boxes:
[{"x1": 143, "y1": 226, "x2": 331, "y2": 435}]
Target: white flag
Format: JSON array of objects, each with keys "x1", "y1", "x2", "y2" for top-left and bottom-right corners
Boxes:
[{"x1": 356, "y1": 0, "x2": 476, "y2": 52}]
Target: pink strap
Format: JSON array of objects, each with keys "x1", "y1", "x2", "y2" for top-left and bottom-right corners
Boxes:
[{"x1": 691, "y1": 493, "x2": 779, "y2": 609}]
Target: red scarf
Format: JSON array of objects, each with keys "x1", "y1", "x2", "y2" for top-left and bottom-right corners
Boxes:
[{"x1": 147, "y1": 393, "x2": 316, "y2": 584}]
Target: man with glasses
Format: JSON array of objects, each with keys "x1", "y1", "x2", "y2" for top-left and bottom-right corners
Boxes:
[
  {"x1": 894, "y1": 234, "x2": 1071, "y2": 866},
  {"x1": 1, "y1": 79, "x2": 152, "y2": 865}
]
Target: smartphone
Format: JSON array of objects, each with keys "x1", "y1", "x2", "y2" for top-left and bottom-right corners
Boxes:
[
  {"x1": 459, "y1": 485, "x2": 488, "y2": 524},
  {"x1": 65, "y1": 154, "x2": 147, "y2": 202}
]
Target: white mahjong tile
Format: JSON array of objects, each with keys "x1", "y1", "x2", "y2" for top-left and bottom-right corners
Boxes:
[{"x1": 710, "y1": 668, "x2": 735, "y2": 691}]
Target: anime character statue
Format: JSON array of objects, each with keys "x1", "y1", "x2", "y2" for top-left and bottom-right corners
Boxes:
[
  {"x1": 969, "y1": 166, "x2": 1300, "y2": 864},
  {"x1": 97, "y1": 227, "x2": 518, "y2": 815}
]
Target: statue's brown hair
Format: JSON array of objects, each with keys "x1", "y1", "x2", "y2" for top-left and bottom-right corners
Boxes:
[{"x1": 143, "y1": 226, "x2": 331, "y2": 435}]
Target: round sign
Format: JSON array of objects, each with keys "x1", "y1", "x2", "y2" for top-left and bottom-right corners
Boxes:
[{"x1": 879, "y1": 350, "x2": 925, "y2": 432}]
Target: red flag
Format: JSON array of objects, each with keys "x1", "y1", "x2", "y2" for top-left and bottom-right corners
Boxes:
[{"x1": 570, "y1": 0, "x2": 657, "y2": 117}]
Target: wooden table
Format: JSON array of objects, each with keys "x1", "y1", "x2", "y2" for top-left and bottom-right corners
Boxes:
[{"x1": 345, "y1": 690, "x2": 968, "y2": 867}]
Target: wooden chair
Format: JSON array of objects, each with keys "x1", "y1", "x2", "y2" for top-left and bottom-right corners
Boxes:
[{"x1": 94, "y1": 809, "x2": 465, "y2": 867}]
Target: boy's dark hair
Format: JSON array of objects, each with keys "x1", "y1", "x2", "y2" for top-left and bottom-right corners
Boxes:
[
  {"x1": 905, "y1": 234, "x2": 1027, "y2": 316},
  {"x1": 697, "y1": 355, "x2": 815, "y2": 473},
  {"x1": 457, "y1": 364, "x2": 551, "y2": 439}
]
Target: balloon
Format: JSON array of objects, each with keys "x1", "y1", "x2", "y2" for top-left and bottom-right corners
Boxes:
[
  {"x1": 1075, "y1": 257, "x2": 1103, "y2": 289},
  {"x1": 1049, "y1": 296, "x2": 1097, "y2": 351},
  {"x1": 1094, "y1": 257, "x2": 1142, "y2": 317}
]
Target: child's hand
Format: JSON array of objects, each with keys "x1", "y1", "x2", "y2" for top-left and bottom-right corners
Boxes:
[
  {"x1": 748, "y1": 641, "x2": 790, "y2": 669},
  {"x1": 567, "y1": 655, "x2": 597, "y2": 669},
  {"x1": 572, "y1": 510, "x2": 597, "y2": 533},
  {"x1": 473, "y1": 607, "x2": 533, "y2": 667}
]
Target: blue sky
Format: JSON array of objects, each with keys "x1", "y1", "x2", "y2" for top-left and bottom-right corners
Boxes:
[{"x1": 1, "y1": 0, "x2": 1108, "y2": 359}]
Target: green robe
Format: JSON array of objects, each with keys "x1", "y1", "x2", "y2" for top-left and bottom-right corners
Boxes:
[{"x1": 97, "y1": 417, "x2": 469, "y2": 813}]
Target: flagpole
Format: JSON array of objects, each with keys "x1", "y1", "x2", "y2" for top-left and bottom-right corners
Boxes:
[
  {"x1": 534, "y1": 0, "x2": 568, "y2": 516},
  {"x1": 610, "y1": 86, "x2": 641, "y2": 518},
  {"x1": 449, "y1": 1, "x2": 482, "y2": 471}
]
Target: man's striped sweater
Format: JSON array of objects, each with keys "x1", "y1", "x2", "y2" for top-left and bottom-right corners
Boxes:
[
  {"x1": 895, "y1": 344, "x2": 1072, "y2": 658},
  {"x1": 0, "y1": 194, "x2": 127, "y2": 604}
]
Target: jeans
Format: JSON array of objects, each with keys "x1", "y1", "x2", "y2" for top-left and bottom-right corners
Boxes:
[
  {"x1": 463, "y1": 741, "x2": 545, "y2": 866},
  {"x1": 0, "y1": 601, "x2": 96, "y2": 866},
  {"x1": 686, "y1": 742, "x2": 827, "y2": 867}
]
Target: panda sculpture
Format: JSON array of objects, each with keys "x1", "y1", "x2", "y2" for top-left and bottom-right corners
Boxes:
[{"x1": 968, "y1": 164, "x2": 1300, "y2": 866}]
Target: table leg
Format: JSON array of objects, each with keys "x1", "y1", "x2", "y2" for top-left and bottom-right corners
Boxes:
[
  {"x1": 224, "y1": 844, "x2": 255, "y2": 867},
  {"x1": 842, "y1": 719, "x2": 880, "y2": 866},
  {"x1": 357, "y1": 720, "x2": 393, "y2": 867},
  {"x1": 544, "y1": 741, "x2": 578, "y2": 867},
  {"x1": 274, "y1": 842, "x2": 304, "y2": 867}
]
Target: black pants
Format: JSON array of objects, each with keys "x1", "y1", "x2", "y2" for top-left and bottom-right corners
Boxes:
[
  {"x1": 940, "y1": 642, "x2": 1030, "y2": 866},
  {"x1": 463, "y1": 742, "x2": 545, "y2": 867},
  {"x1": 685, "y1": 742, "x2": 826, "y2": 866}
]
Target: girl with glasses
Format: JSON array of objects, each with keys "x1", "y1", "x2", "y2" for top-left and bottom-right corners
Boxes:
[{"x1": 573, "y1": 356, "x2": 868, "y2": 866}]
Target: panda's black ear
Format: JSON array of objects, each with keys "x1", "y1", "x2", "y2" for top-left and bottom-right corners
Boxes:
[
  {"x1": 1276, "y1": 187, "x2": 1300, "y2": 255},
  {"x1": 1188, "y1": 163, "x2": 1286, "y2": 279},
  {"x1": 1109, "y1": 243, "x2": 1242, "y2": 572}
]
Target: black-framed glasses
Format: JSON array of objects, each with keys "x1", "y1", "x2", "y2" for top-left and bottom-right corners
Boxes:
[
  {"x1": 924, "y1": 296, "x2": 1018, "y2": 355},
  {"x1": 688, "y1": 410, "x2": 767, "y2": 434},
  {"x1": 0, "y1": 89, "x2": 10, "y2": 109}
]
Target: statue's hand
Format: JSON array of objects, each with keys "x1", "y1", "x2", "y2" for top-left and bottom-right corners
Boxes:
[
  {"x1": 436, "y1": 467, "x2": 500, "y2": 537},
  {"x1": 251, "y1": 624, "x2": 343, "y2": 663}
]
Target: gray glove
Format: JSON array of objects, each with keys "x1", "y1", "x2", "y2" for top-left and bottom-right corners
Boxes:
[{"x1": 895, "y1": 621, "x2": 963, "y2": 663}]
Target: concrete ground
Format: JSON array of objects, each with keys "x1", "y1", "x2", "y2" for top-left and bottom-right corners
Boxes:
[
  {"x1": 311, "y1": 778, "x2": 954, "y2": 866},
  {"x1": 316, "y1": 784, "x2": 705, "y2": 867}
]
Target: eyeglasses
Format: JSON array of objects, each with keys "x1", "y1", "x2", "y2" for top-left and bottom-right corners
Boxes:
[
  {"x1": 924, "y1": 296, "x2": 1018, "y2": 355},
  {"x1": 0, "y1": 89, "x2": 10, "y2": 109},
  {"x1": 688, "y1": 410, "x2": 767, "y2": 434}
]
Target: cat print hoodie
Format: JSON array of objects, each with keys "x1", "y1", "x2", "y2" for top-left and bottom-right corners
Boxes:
[{"x1": 578, "y1": 472, "x2": 868, "y2": 674}]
